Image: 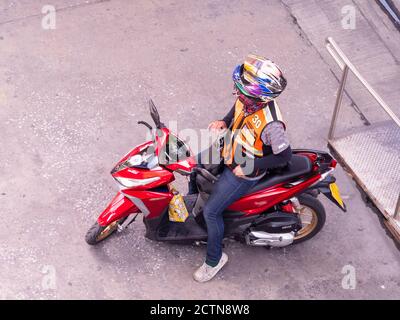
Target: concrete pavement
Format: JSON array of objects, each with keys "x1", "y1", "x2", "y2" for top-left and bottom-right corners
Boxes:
[{"x1": 0, "y1": 0, "x2": 399, "y2": 299}]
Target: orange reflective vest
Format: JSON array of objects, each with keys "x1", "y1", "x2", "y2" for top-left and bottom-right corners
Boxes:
[{"x1": 222, "y1": 98, "x2": 285, "y2": 165}]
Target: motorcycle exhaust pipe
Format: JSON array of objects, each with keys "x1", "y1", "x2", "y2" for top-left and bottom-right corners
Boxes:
[{"x1": 245, "y1": 230, "x2": 294, "y2": 247}]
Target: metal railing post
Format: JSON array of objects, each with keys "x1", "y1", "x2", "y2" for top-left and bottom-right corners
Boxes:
[
  {"x1": 325, "y1": 37, "x2": 400, "y2": 128},
  {"x1": 395, "y1": 194, "x2": 400, "y2": 220},
  {"x1": 328, "y1": 65, "x2": 349, "y2": 140}
]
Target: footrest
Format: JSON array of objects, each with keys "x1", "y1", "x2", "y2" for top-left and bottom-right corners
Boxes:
[{"x1": 159, "y1": 214, "x2": 207, "y2": 241}]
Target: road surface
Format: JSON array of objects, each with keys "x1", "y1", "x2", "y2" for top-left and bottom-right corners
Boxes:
[{"x1": 0, "y1": 0, "x2": 399, "y2": 299}]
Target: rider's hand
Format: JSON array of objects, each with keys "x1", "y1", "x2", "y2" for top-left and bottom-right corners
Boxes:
[
  {"x1": 232, "y1": 165, "x2": 245, "y2": 177},
  {"x1": 208, "y1": 120, "x2": 227, "y2": 131}
]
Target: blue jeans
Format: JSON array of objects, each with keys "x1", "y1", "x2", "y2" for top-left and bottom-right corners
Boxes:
[{"x1": 203, "y1": 166, "x2": 259, "y2": 266}]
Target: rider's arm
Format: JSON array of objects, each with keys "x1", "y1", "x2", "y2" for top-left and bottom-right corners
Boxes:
[
  {"x1": 251, "y1": 146, "x2": 292, "y2": 171},
  {"x1": 248, "y1": 121, "x2": 292, "y2": 171},
  {"x1": 262, "y1": 121, "x2": 290, "y2": 155},
  {"x1": 221, "y1": 105, "x2": 235, "y2": 127}
]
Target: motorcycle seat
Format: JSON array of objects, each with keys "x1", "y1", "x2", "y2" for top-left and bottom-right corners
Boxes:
[{"x1": 247, "y1": 155, "x2": 312, "y2": 194}]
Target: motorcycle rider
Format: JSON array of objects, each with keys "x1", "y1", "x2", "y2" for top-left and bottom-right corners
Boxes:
[{"x1": 193, "y1": 54, "x2": 292, "y2": 282}]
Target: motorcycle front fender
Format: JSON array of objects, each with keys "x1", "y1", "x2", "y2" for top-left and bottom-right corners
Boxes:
[{"x1": 97, "y1": 191, "x2": 140, "y2": 226}]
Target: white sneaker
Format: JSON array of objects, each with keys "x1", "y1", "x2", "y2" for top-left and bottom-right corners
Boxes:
[{"x1": 193, "y1": 252, "x2": 228, "y2": 282}]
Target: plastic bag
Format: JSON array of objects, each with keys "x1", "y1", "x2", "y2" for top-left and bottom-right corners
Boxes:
[{"x1": 168, "y1": 188, "x2": 189, "y2": 223}]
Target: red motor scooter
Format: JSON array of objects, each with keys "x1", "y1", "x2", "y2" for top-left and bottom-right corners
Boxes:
[{"x1": 85, "y1": 100, "x2": 346, "y2": 247}]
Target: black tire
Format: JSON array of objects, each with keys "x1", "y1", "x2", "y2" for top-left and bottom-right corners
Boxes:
[
  {"x1": 292, "y1": 194, "x2": 326, "y2": 245},
  {"x1": 85, "y1": 218, "x2": 126, "y2": 245}
]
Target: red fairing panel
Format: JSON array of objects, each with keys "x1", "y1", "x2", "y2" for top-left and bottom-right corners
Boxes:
[
  {"x1": 165, "y1": 156, "x2": 197, "y2": 173},
  {"x1": 121, "y1": 189, "x2": 174, "y2": 219},
  {"x1": 97, "y1": 189, "x2": 174, "y2": 226},
  {"x1": 113, "y1": 166, "x2": 175, "y2": 190},
  {"x1": 97, "y1": 192, "x2": 139, "y2": 226},
  {"x1": 155, "y1": 128, "x2": 170, "y2": 156},
  {"x1": 227, "y1": 175, "x2": 321, "y2": 216}
]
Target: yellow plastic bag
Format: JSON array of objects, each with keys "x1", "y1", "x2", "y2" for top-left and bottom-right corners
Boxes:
[{"x1": 168, "y1": 188, "x2": 189, "y2": 223}]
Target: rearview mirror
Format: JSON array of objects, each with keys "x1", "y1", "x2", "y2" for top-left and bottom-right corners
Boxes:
[{"x1": 149, "y1": 99, "x2": 164, "y2": 129}]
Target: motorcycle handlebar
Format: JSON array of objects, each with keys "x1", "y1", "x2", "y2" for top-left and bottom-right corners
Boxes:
[
  {"x1": 193, "y1": 167, "x2": 219, "y2": 184},
  {"x1": 137, "y1": 121, "x2": 153, "y2": 130}
]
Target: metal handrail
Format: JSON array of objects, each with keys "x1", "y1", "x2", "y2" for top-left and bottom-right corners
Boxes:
[
  {"x1": 326, "y1": 37, "x2": 400, "y2": 128},
  {"x1": 395, "y1": 195, "x2": 400, "y2": 219},
  {"x1": 326, "y1": 37, "x2": 400, "y2": 221}
]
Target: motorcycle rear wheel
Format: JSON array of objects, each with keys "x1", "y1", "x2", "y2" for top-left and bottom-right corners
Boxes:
[
  {"x1": 85, "y1": 218, "x2": 127, "y2": 245},
  {"x1": 293, "y1": 194, "x2": 326, "y2": 244}
]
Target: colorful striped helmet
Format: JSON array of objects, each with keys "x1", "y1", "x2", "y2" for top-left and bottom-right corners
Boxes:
[{"x1": 233, "y1": 54, "x2": 287, "y2": 102}]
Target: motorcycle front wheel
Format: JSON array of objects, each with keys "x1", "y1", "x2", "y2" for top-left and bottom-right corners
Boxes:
[
  {"x1": 85, "y1": 218, "x2": 127, "y2": 245},
  {"x1": 293, "y1": 194, "x2": 326, "y2": 244}
]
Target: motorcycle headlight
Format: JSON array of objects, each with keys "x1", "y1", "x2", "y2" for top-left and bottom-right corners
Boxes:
[
  {"x1": 112, "y1": 146, "x2": 158, "y2": 174},
  {"x1": 114, "y1": 176, "x2": 160, "y2": 188},
  {"x1": 112, "y1": 155, "x2": 142, "y2": 173},
  {"x1": 126, "y1": 155, "x2": 143, "y2": 167}
]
